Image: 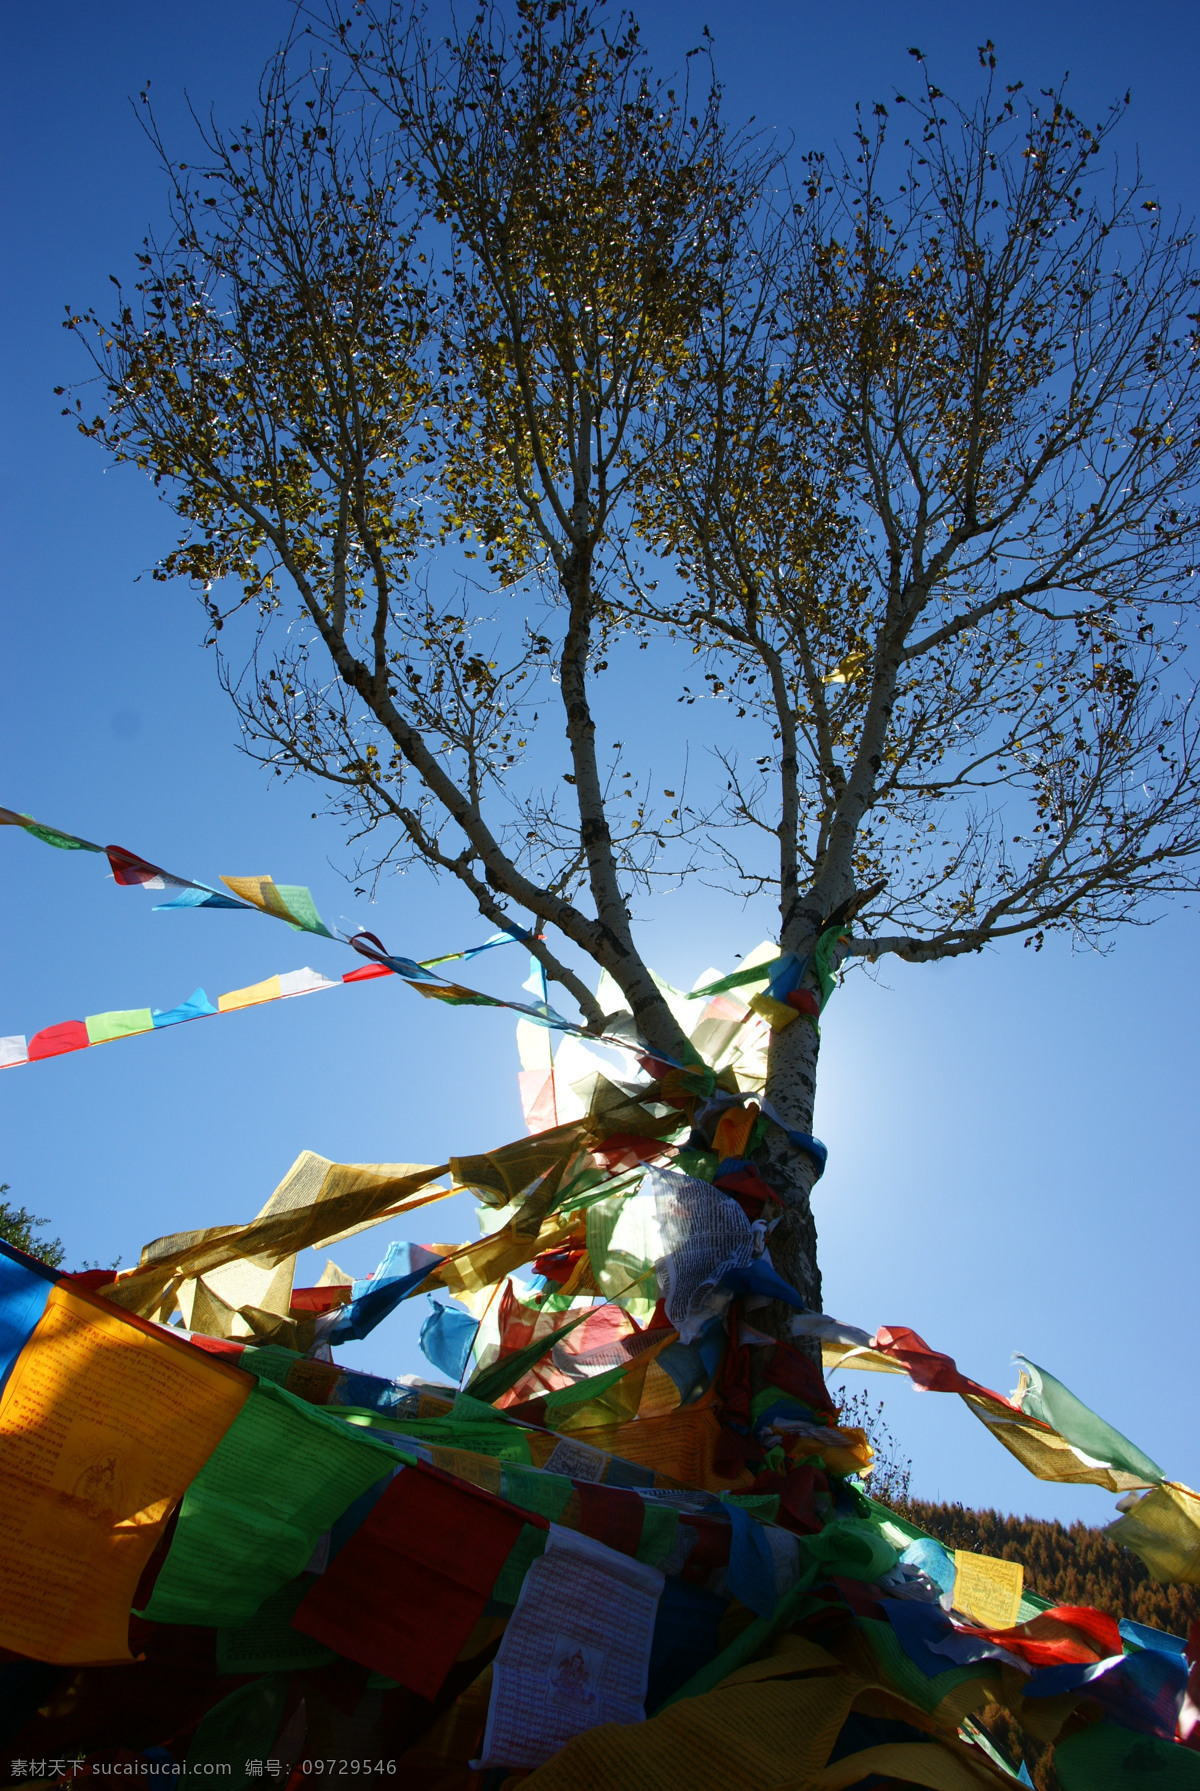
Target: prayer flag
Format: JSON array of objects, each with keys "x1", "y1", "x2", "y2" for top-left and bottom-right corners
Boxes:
[
  {"x1": 952, "y1": 1550, "x2": 1025, "y2": 1629},
  {"x1": 219, "y1": 875, "x2": 333, "y2": 937},
  {"x1": 0, "y1": 1240, "x2": 56, "y2": 1394},
  {"x1": 292, "y1": 1461, "x2": 535, "y2": 1698},
  {"x1": 140, "y1": 1379, "x2": 400, "y2": 1627},
  {"x1": 28, "y1": 1020, "x2": 90, "y2": 1060},
  {"x1": 478, "y1": 1524, "x2": 664, "y2": 1769},
  {"x1": 420, "y1": 1299, "x2": 480, "y2": 1381},
  {"x1": 85, "y1": 1008, "x2": 154, "y2": 1044},
  {"x1": 1108, "y1": 1484, "x2": 1200, "y2": 1586},
  {"x1": 0, "y1": 1282, "x2": 250, "y2": 1662},
  {"x1": 1014, "y1": 1356, "x2": 1165, "y2": 1487},
  {"x1": 153, "y1": 989, "x2": 218, "y2": 1028}
]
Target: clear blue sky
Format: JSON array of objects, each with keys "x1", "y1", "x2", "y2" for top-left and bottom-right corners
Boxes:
[{"x1": 2, "y1": 0, "x2": 1197, "y2": 1527}]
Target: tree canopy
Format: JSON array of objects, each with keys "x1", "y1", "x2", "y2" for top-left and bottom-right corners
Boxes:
[{"x1": 67, "y1": 3, "x2": 1200, "y2": 1307}]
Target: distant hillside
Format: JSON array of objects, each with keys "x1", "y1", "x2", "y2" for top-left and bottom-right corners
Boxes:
[
  {"x1": 900, "y1": 1497, "x2": 1200, "y2": 1635},
  {"x1": 886, "y1": 1500, "x2": 1198, "y2": 1791}
]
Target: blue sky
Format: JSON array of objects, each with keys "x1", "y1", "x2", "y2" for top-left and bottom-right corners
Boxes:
[{"x1": 2, "y1": 0, "x2": 1197, "y2": 1527}]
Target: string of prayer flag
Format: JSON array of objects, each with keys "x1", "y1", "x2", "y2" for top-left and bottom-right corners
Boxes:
[
  {"x1": 2, "y1": 800, "x2": 541, "y2": 966},
  {"x1": 2, "y1": 800, "x2": 708, "y2": 1058},
  {"x1": 0, "y1": 965, "x2": 379, "y2": 1071}
]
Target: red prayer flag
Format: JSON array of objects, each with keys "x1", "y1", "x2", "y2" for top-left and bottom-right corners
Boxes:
[
  {"x1": 765, "y1": 1340, "x2": 839, "y2": 1420},
  {"x1": 677, "y1": 1515, "x2": 731, "y2": 1585},
  {"x1": 575, "y1": 1484, "x2": 644, "y2": 1559},
  {"x1": 60, "y1": 1269, "x2": 119, "y2": 1293},
  {"x1": 714, "y1": 1164, "x2": 781, "y2": 1213},
  {"x1": 590, "y1": 1133, "x2": 673, "y2": 1172},
  {"x1": 291, "y1": 1462, "x2": 537, "y2": 1699},
  {"x1": 106, "y1": 844, "x2": 175, "y2": 887},
  {"x1": 954, "y1": 1604, "x2": 1122, "y2": 1668},
  {"x1": 778, "y1": 1461, "x2": 826, "y2": 1534},
  {"x1": 873, "y1": 1325, "x2": 1019, "y2": 1410},
  {"x1": 530, "y1": 1246, "x2": 585, "y2": 1286},
  {"x1": 289, "y1": 1285, "x2": 352, "y2": 1313},
  {"x1": 28, "y1": 1020, "x2": 90, "y2": 1061},
  {"x1": 184, "y1": 1334, "x2": 246, "y2": 1362},
  {"x1": 341, "y1": 963, "x2": 395, "y2": 983}
]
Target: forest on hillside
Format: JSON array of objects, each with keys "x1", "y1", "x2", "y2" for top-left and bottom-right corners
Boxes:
[
  {"x1": 896, "y1": 1499, "x2": 1199, "y2": 1790},
  {"x1": 904, "y1": 1498, "x2": 1200, "y2": 1635}
]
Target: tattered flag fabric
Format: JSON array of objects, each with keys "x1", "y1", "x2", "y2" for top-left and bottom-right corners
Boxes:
[
  {"x1": 292, "y1": 1461, "x2": 536, "y2": 1698},
  {"x1": 477, "y1": 1524, "x2": 664, "y2": 1768},
  {"x1": 0, "y1": 884, "x2": 1198, "y2": 1787},
  {"x1": 0, "y1": 1282, "x2": 250, "y2": 1662}
]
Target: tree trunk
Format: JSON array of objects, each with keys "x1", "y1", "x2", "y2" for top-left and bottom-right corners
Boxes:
[{"x1": 757, "y1": 1008, "x2": 823, "y2": 1317}]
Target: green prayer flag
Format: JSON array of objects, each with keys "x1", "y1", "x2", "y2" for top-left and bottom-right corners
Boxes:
[
  {"x1": 238, "y1": 1344, "x2": 303, "y2": 1387},
  {"x1": 215, "y1": 1577, "x2": 338, "y2": 1674},
  {"x1": 812, "y1": 924, "x2": 849, "y2": 1007},
  {"x1": 858, "y1": 1616, "x2": 999, "y2": 1715},
  {"x1": 1055, "y1": 1722, "x2": 1200, "y2": 1789},
  {"x1": 19, "y1": 816, "x2": 103, "y2": 852},
  {"x1": 686, "y1": 958, "x2": 782, "y2": 999},
  {"x1": 490, "y1": 1522, "x2": 549, "y2": 1605},
  {"x1": 366, "y1": 1410, "x2": 533, "y2": 1461},
  {"x1": 140, "y1": 1380, "x2": 401, "y2": 1627},
  {"x1": 1015, "y1": 1356, "x2": 1165, "y2": 1485},
  {"x1": 452, "y1": 1390, "x2": 517, "y2": 1425},
  {"x1": 805, "y1": 1516, "x2": 898, "y2": 1584},
  {"x1": 636, "y1": 1502, "x2": 679, "y2": 1567},
  {"x1": 721, "y1": 1491, "x2": 781, "y2": 1524},
  {"x1": 273, "y1": 883, "x2": 334, "y2": 938},
  {"x1": 85, "y1": 1008, "x2": 154, "y2": 1044},
  {"x1": 500, "y1": 1465, "x2": 575, "y2": 1523},
  {"x1": 540, "y1": 1360, "x2": 633, "y2": 1420},
  {"x1": 186, "y1": 1674, "x2": 291, "y2": 1789}
]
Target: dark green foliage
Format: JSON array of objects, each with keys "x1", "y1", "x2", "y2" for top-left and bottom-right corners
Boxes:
[{"x1": 0, "y1": 1184, "x2": 65, "y2": 1269}]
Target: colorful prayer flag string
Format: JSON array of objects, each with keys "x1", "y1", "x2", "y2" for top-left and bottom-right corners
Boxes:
[
  {"x1": 2, "y1": 801, "x2": 536, "y2": 959},
  {"x1": 1, "y1": 801, "x2": 686, "y2": 1057},
  {"x1": 0, "y1": 962, "x2": 396, "y2": 1070},
  {"x1": 0, "y1": 936, "x2": 662, "y2": 1074},
  {"x1": 0, "y1": 802, "x2": 338, "y2": 933}
]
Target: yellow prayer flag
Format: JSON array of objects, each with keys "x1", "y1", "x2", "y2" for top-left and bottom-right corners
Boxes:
[
  {"x1": 517, "y1": 1666, "x2": 1013, "y2": 1790},
  {"x1": 101, "y1": 1157, "x2": 449, "y2": 1319},
  {"x1": 218, "y1": 975, "x2": 282, "y2": 1012},
  {"x1": 747, "y1": 992, "x2": 800, "y2": 1032},
  {"x1": 0, "y1": 1285, "x2": 249, "y2": 1663},
  {"x1": 220, "y1": 874, "x2": 296, "y2": 921},
  {"x1": 1106, "y1": 1481, "x2": 1200, "y2": 1584},
  {"x1": 963, "y1": 1390, "x2": 1151, "y2": 1494},
  {"x1": 428, "y1": 1212, "x2": 578, "y2": 1298},
  {"x1": 952, "y1": 1550, "x2": 1024, "y2": 1629}
]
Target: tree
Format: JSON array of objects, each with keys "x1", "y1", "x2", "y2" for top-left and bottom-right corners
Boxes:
[
  {"x1": 0, "y1": 1186, "x2": 65, "y2": 1269},
  {"x1": 627, "y1": 53, "x2": 1200, "y2": 1300},
  {"x1": 68, "y1": 8, "x2": 1200, "y2": 1319}
]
